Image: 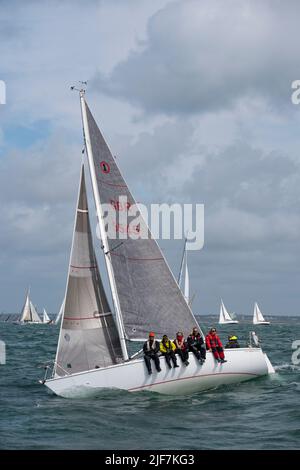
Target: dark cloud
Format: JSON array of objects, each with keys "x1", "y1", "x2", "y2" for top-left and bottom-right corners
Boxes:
[{"x1": 93, "y1": 0, "x2": 300, "y2": 115}]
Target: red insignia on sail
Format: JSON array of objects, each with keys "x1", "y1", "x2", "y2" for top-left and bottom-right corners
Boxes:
[{"x1": 100, "y1": 161, "x2": 110, "y2": 174}]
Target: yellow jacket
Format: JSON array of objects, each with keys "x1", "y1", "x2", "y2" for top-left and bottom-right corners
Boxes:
[{"x1": 160, "y1": 340, "x2": 176, "y2": 354}]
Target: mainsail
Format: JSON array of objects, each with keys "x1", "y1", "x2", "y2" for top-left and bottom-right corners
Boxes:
[
  {"x1": 81, "y1": 96, "x2": 201, "y2": 342},
  {"x1": 54, "y1": 165, "x2": 122, "y2": 377}
]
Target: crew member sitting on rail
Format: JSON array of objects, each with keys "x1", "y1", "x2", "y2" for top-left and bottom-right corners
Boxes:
[
  {"x1": 225, "y1": 335, "x2": 240, "y2": 348},
  {"x1": 173, "y1": 331, "x2": 189, "y2": 366},
  {"x1": 187, "y1": 327, "x2": 206, "y2": 363},
  {"x1": 206, "y1": 328, "x2": 227, "y2": 363},
  {"x1": 143, "y1": 332, "x2": 161, "y2": 375},
  {"x1": 160, "y1": 335, "x2": 179, "y2": 369}
]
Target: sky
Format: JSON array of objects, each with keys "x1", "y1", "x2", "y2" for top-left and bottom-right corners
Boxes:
[{"x1": 1, "y1": 0, "x2": 300, "y2": 317}]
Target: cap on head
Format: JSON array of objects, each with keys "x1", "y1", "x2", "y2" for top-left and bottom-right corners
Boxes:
[{"x1": 149, "y1": 332, "x2": 155, "y2": 337}]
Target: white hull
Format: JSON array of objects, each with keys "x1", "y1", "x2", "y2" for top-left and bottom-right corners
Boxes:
[
  {"x1": 44, "y1": 348, "x2": 275, "y2": 398},
  {"x1": 253, "y1": 321, "x2": 270, "y2": 325},
  {"x1": 219, "y1": 320, "x2": 239, "y2": 325}
]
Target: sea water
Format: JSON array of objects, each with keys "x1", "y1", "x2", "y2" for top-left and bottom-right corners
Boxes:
[{"x1": 0, "y1": 316, "x2": 299, "y2": 450}]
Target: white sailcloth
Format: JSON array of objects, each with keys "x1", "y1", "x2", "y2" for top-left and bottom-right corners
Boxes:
[
  {"x1": 20, "y1": 290, "x2": 32, "y2": 322},
  {"x1": 178, "y1": 244, "x2": 190, "y2": 304},
  {"x1": 30, "y1": 302, "x2": 42, "y2": 323},
  {"x1": 253, "y1": 303, "x2": 270, "y2": 325},
  {"x1": 20, "y1": 289, "x2": 42, "y2": 323},
  {"x1": 55, "y1": 299, "x2": 65, "y2": 325},
  {"x1": 184, "y1": 255, "x2": 190, "y2": 303},
  {"x1": 218, "y1": 300, "x2": 238, "y2": 324},
  {"x1": 54, "y1": 165, "x2": 122, "y2": 377},
  {"x1": 42, "y1": 308, "x2": 51, "y2": 323}
]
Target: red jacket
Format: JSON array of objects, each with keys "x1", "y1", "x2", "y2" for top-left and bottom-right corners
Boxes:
[
  {"x1": 174, "y1": 337, "x2": 188, "y2": 352},
  {"x1": 206, "y1": 333, "x2": 223, "y2": 350}
]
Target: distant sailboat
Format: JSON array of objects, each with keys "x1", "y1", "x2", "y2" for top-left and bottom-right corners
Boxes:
[
  {"x1": 54, "y1": 299, "x2": 65, "y2": 325},
  {"x1": 20, "y1": 289, "x2": 42, "y2": 324},
  {"x1": 253, "y1": 303, "x2": 270, "y2": 325},
  {"x1": 218, "y1": 300, "x2": 239, "y2": 324},
  {"x1": 42, "y1": 308, "x2": 51, "y2": 324},
  {"x1": 178, "y1": 238, "x2": 190, "y2": 305},
  {"x1": 42, "y1": 90, "x2": 274, "y2": 398}
]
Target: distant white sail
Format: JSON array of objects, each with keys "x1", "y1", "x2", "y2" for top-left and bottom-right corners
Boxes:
[
  {"x1": 178, "y1": 238, "x2": 190, "y2": 305},
  {"x1": 218, "y1": 300, "x2": 239, "y2": 324},
  {"x1": 20, "y1": 290, "x2": 32, "y2": 322},
  {"x1": 30, "y1": 302, "x2": 42, "y2": 323},
  {"x1": 55, "y1": 299, "x2": 65, "y2": 325},
  {"x1": 42, "y1": 308, "x2": 51, "y2": 323},
  {"x1": 253, "y1": 303, "x2": 270, "y2": 325},
  {"x1": 184, "y1": 255, "x2": 189, "y2": 302},
  {"x1": 20, "y1": 289, "x2": 42, "y2": 323}
]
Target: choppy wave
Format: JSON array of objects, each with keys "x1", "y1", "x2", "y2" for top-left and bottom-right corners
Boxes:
[{"x1": 0, "y1": 317, "x2": 299, "y2": 449}]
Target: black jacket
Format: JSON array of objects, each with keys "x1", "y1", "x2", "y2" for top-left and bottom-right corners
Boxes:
[
  {"x1": 143, "y1": 340, "x2": 160, "y2": 355},
  {"x1": 225, "y1": 340, "x2": 240, "y2": 348},
  {"x1": 187, "y1": 333, "x2": 204, "y2": 348}
]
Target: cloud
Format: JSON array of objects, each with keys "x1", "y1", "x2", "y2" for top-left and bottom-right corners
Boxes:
[
  {"x1": 94, "y1": 0, "x2": 300, "y2": 115},
  {"x1": 0, "y1": 0, "x2": 300, "y2": 317}
]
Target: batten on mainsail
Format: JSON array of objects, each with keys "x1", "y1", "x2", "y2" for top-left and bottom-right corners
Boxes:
[
  {"x1": 54, "y1": 165, "x2": 122, "y2": 377},
  {"x1": 80, "y1": 94, "x2": 202, "y2": 342}
]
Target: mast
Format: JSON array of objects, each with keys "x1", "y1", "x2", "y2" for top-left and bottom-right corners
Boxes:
[{"x1": 79, "y1": 91, "x2": 128, "y2": 361}]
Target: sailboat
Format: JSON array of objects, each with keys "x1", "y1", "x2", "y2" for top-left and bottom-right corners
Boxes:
[
  {"x1": 20, "y1": 289, "x2": 42, "y2": 324},
  {"x1": 253, "y1": 302, "x2": 270, "y2": 325},
  {"x1": 218, "y1": 299, "x2": 239, "y2": 325},
  {"x1": 42, "y1": 308, "x2": 51, "y2": 324},
  {"x1": 178, "y1": 238, "x2": 190, "y2": 305},
  {"x1": 43, "y1": 91, "x2": 274, "y2": 397}
]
